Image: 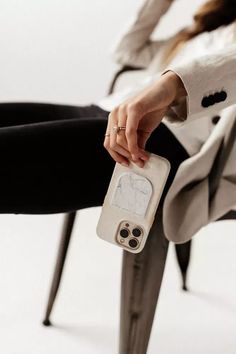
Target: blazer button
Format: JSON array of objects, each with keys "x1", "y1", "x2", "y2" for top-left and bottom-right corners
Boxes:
[
  {"x1": 208, "y1": 94, "x2": 215, "y2": 106},
  {"x1": 214, "y1": 92, "x2": 222, "y2": 103},
  {"x1": 220, "y1": 90, "x2": 227, "y2": 101},
  {"x1": 212, "y1": 115, "x2": 221, "y2": 124},
  {"x1": 201, "y1": 96, "x2": 210, "y2": 107}
]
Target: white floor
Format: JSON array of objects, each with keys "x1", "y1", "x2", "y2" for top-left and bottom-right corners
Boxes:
[{"x1": 0, "y1": 210, "x2": 236, "y2": 354}]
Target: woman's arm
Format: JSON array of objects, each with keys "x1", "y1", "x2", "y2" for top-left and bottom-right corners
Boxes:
[
  {"x1": 111, "y1": 0, "x2": 174, "y2": 68},
  {"x1": 104, "y1": 43, "x2": 236, "y2": 167}
]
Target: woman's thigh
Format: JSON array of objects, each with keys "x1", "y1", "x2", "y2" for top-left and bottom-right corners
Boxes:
[
  {"x1": 0, "y1": 103, "x2": 109, "y2": 127},
  {"x1": 0, "y1": 116, "x2": 114, "y2": 213},
  {"x1": 0, "y1": 112, "x2": 189, "y2": 214}
]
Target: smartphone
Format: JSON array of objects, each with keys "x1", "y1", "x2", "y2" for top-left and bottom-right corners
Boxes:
[{"x1": 96, "y1": 152, "x2": 171, "y2": 253}]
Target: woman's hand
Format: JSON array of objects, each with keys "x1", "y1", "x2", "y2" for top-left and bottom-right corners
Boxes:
[{"x1": 103, "y1": 70, "x2": 187, "y2": 167}]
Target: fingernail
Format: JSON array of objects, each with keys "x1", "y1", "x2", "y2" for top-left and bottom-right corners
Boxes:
[
  {"x1": 131, "y1": 154, "x2": 138, "y2": 161},
  {"x1": 136, "y1": 161, "x2": 144, "y2": 168}
]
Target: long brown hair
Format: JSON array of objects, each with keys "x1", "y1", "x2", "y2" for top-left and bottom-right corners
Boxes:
[{"x1": 163, "y1": 0, "x2": 236, "y2": 66}]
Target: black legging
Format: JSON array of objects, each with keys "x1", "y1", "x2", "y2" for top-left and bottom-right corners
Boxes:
[{"x1": 0, "y1": 102, "x2": 189, "y2": 214}]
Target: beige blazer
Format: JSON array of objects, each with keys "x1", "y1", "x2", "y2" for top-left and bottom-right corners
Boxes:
[{"x1": 111, "y1": 0, "x2": 236, "y2": 243}]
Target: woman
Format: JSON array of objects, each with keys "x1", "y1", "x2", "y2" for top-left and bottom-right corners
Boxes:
[
  {"x1": 103, "y1": 0, "x2": 236, "y2": 166},
  {"x1": 102, "y1": 0, "x2": 236, "y2": 242},
  {"x1": 0, "y1": 0, "x2": 236, "y2": 243}
]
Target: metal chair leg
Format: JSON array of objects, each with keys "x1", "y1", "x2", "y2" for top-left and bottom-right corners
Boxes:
[
  {"x1": 42, "y1": 211, "x2": 77, "y2": 326},
  {"x1": 175, "y1": 240, "x2": 192, "y2": 291},
  {"x1": 119, "y1": 210, "x2": 169, "y2": 354}
]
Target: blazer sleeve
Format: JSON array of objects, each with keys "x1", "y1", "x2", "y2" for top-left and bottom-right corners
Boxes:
[
  {"x1": 161, "y1": 43, "x2": 236, "y2": 125},
  {"x1": 111, "y1": 0, "x2": 174, "y2": 68}
]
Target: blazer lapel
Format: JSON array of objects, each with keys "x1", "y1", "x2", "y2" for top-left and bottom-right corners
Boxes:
[{"x1": 162, "y1": 108, "x2": 236, "y2": 243}]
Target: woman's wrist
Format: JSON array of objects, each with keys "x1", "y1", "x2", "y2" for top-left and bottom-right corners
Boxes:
[{"x1": 162, "y1": 70, "x2": 187, "y2": 103}]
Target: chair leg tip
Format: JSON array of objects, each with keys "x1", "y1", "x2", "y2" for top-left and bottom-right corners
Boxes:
[
  {"x1": 42, "y1": 319, "x2": 52, "y2": 326},
  {"x1": 181, "y1": 272, "x2": 189, "y2": 291}
]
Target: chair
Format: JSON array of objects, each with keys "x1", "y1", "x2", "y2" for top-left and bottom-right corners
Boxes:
[
  {"x1": 42, "y1": 66, "x2": 192, "y2": 326},
  {"x1": 42, "y1": 65, "x2": 236, "y2": 354},
  {"x1": 118, "y1": 70, "x2": 236, "y2": 353}
]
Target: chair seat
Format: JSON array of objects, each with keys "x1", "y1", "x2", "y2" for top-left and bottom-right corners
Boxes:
[
  {"x1": 218, "y1": 209, "x2": 236, "y2": 221},
  {"x1": 112, "y1": 69, "x2": 148, "y2": 92}
]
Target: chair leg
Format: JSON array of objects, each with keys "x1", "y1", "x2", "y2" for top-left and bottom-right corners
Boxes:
[
  {"x1": 119, "y1": 210, "x2": 169, "y2": 354},
  {"x1": 174, "y1": 240, "x2": 192, "y2": 291},
  {"x1": 42, "y1": 211, "x2": 77, "y2": 326}
]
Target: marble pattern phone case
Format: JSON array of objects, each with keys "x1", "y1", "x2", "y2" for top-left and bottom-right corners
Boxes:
[{"x1": 96, "y1": 152, "x2": 171, "y2": 253}]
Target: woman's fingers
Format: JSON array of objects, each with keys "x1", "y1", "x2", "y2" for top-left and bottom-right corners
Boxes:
[
  {"x1": 117, "y1": 104, "x2": 148, "y2": 165},
  {"x1": 103, "y1": 103, "x2": 150, "y2": 167},
  {"x1": 108, "y1": 146, "x2": 130, "y2": 166},
  {"x1": 104, "y1": 134, "x2": 130, "y2": 166},
  {"x1": 137, "y1": 130, "x2": 151, "y2": 151},
  {"x1": 109, "y1": 110, "x2": 131, "y2": 158},
  {"x1": 125, "y1": 103, "x2": 144, "y2": 160},
  {"x1": 103, "y1": 109, "x2": 131, "y2": 166}
]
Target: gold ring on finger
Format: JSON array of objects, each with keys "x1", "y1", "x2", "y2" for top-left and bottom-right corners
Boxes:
[
  {"x1": 112, "y1": 125, "x2": 119, "y2": 133},
  {"x1": 118, "y1": 126, "x2": 126, "y2": 133}
]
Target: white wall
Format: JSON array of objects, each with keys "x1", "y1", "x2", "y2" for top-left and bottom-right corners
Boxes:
[{"x1": 0, "y1": 0, "x2": 204, "y2": 105}]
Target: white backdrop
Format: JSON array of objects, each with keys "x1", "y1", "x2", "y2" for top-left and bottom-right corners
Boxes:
[
  {"x1": 0, "y1": 0, "x2": 204, "y2": 104},
  {"x1": 1, "y1": 2, "x2": 236, "y2": 354}
]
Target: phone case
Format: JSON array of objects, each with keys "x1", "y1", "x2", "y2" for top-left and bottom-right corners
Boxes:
[{"x1": 96, "y1": 152, "x2": 171, "y2": 253}]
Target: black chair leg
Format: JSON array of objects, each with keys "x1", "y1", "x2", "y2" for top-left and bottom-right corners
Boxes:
[
  {"x1": 119, "y1": 210, "x2": 169, "y2": 354},
  {"x1": 174, "y1": 240, "x2": 192, "y2": 291},
  {"x1": 42, "y1": 211, "x2": 77, "y2": 326}
]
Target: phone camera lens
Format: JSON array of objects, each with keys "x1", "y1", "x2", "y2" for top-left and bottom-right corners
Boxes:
[
  {"x1": 132, "y1": 228, "x2": 142, "y2": 237},
  {"x1": 120, "y1": 228, "x2": 129, "y2": 238},
  {"x1": 129, "y1": 238, "x2": 139, "y2": 248}
]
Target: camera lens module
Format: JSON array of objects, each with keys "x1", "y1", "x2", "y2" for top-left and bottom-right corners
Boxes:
[
  {"x1": 129, "y1": 238, "x2": 139, "y2": 248},
  {"x1": 132, "y1": 227, "x2": 142, "y2": 237},
  {"x1": 120, "y1": 228, "x2": 129, "y2": 238}
]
